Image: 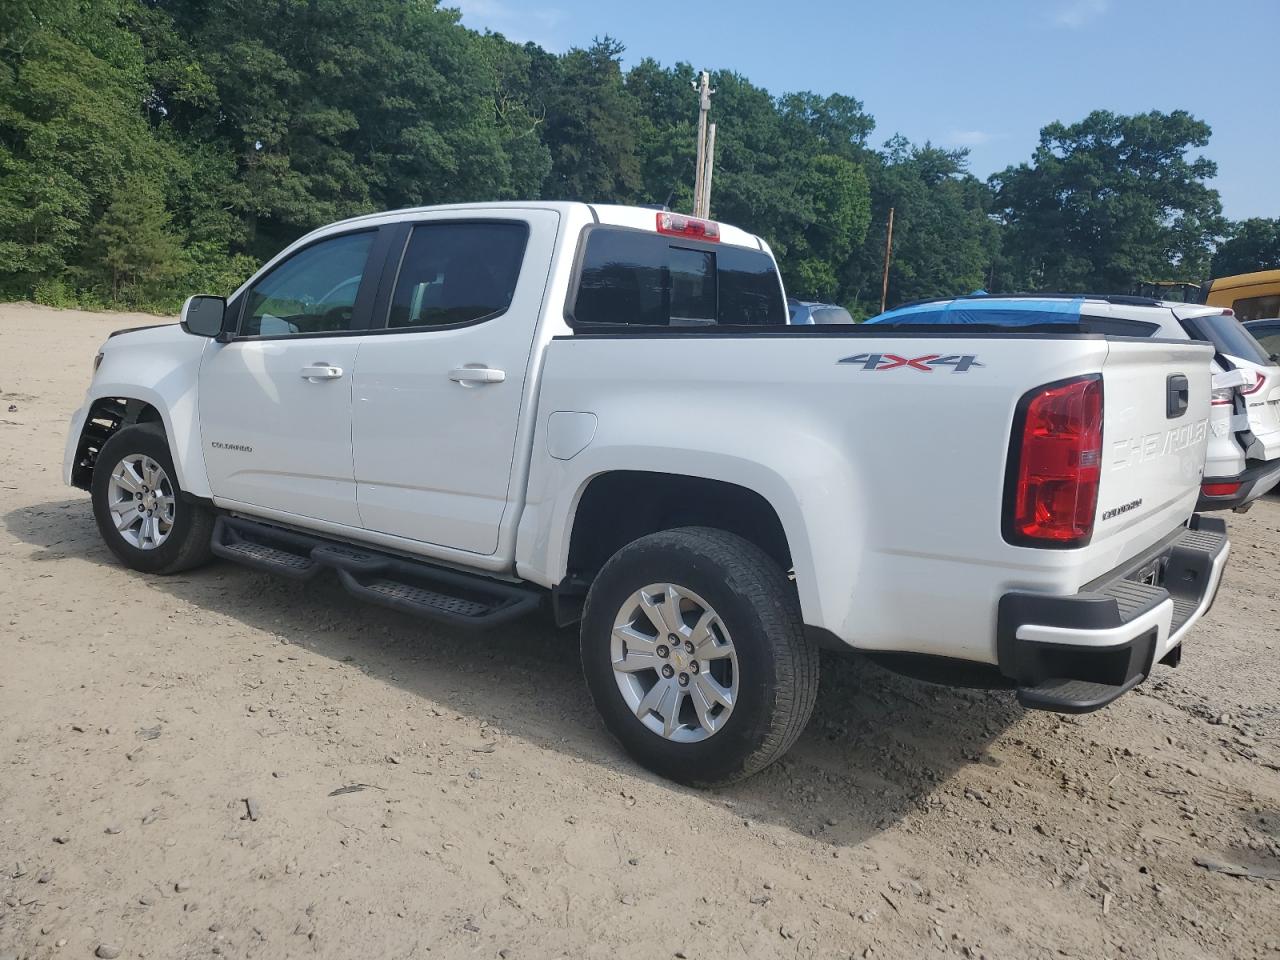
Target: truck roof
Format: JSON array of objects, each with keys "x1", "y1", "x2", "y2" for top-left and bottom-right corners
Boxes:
[{"x1": 300, "y1": 201, "x2": 769, "y2": 252}]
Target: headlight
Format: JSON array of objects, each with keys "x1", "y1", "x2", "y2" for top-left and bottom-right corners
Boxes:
[{"x1": 93, "y1": 351, "x2": 104, "y2": 375}]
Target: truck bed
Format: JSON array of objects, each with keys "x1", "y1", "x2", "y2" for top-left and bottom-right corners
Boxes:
[{"x1": 521, "y1": 327, "x2": 1215, "y2": 665}]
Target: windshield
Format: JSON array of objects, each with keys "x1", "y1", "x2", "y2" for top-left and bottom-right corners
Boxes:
[{"x1": 1184, "y1": 313, "x2": 1276, "y2": 366}]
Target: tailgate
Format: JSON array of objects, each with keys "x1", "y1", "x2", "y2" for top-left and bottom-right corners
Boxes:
[{"x1": 1093, "y1": 339, "x2": 1213, "y2": 550}]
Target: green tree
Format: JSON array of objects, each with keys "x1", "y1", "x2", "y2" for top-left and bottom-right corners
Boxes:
[
  {"x1": 841, "y1": 138, "x2": 999, "y2": 315},
  {"x1": 651, "y1": 69, "x2": 873, "y2": 304},
  {"x1": 1211, "y1": 218, "x2": 1280, "y2": 278},
  {"x1": 85, "y1": 177, "x2": 183, "y2": 300},
  {"x1": 0, "y1": 0, "x2": 163, "y2": 294},
  {"x1": 990, "y1": 110, "x2": 1225, "y2": 292},
  {"x1": 142, "y1": 0, "x2": 549, "y2": 257},
  {"x1": 535, "y1": 36, "x2": 642, "y2": 202}
]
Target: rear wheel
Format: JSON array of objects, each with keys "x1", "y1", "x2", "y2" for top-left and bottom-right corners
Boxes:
[
  {"x1": 91, "y1": 424, "x2": 215, "y2": 575},
  {"x1": 580, "y1": 527, "x2": 818, "y2": 786}
]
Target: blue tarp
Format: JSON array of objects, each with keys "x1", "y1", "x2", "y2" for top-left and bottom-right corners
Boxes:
[{"x1": 865, "y1": 296, "x2": 1085, "y2": 326}]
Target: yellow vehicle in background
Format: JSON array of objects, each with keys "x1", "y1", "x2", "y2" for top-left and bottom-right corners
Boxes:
[{"x1": 1199, "y1": 270, "x2": 1280, "y2": 321}]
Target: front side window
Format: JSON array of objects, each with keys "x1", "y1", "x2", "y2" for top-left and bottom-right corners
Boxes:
[
  {"x1": 242, "y1": 231, "x2": 374, "y2": 337},
  {"x1": 571, "y1": 228, "x2": 786, "y2": 327},
  {"x1": 388, "y1": 221, "x2": 529, "y2": 329}
]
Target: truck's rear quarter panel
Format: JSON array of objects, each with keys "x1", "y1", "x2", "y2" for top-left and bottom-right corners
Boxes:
[{"x1": 520, "y1": 331, "x2": 1214, "y2": 665}]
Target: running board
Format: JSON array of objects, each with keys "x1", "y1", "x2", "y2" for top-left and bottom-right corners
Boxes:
[
  {"x1": 211, "y1": 516, "x2": 321, "y2": 580},
  {"x1": 211, "y1": 516, "x2": 540, "y2": 629},
  {"x1": 1016, "y1": 674, "x2": 1144, "y2": 713}
]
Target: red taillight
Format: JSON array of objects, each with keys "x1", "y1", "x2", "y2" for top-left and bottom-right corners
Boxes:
[
  {"x1": 1201, "y1": 481, "x2": 1241, "y2": 497},
  {"x1": 1240, "y1": 371, "x2": 1267, "y2": 396},
  {"x1": 1005, "y1": 375, "x2": 1103, "y2": 547},
  {"x1": 656, "y1": 211, "x2": 720, "y2": 242}
]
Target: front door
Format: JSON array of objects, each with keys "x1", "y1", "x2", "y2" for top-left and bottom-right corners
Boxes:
[
  {"x1": 199, "y1": 229, "x2": 380, "y2": 528},
  {"x1": 352, "y1": 211, "x2": 559, "y2": 554}
]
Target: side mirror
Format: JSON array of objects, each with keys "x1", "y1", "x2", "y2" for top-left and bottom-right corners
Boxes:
[{"x1": 181, "y1": 295, "x2": 227, "y2": 338}]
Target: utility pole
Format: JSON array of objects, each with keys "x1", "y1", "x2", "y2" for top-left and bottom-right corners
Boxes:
[
  {"x1": 699, "y1": 122, "x2": 716, "y2": 219},
  {"x1": 880, "y1": 206, "x2": 895, "y2": 313},
  {"x1": 691, "y1": 70, "x2": 715, "y2": 217}
]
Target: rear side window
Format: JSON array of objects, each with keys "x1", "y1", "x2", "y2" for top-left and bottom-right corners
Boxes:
[
  {"x1": 571, "y1": 228, "x2": 786, "y2": 327},
  {"x1": 1232, "y1": 294, "x2": 1280, "y2": 323},
  {"x1": 1184, "y1": 313, "x2": 1274, "y2": 365},
  {"x1": 388, "y1": 221, "x2": 528, "y2": 329},
  {"x1": 1247, "y1": 322, "x2": 1280, "y2": 360}
]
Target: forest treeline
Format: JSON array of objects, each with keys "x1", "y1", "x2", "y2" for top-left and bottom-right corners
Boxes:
[{"x1": 2, "y1": 0, "x2": 1277, "y2": 314}]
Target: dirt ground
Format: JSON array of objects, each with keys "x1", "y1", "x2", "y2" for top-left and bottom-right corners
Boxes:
[{"x1": 1, "y1": 301, "x2": 1278, "y2": 960}]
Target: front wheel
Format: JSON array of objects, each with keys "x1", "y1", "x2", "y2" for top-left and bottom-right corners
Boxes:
[
  {"x1": 580, "y1": 527, "x2": 819, "y2": 786},
  {"x1": 91, "y1": 423, "x2": 215, "y2": 575}
]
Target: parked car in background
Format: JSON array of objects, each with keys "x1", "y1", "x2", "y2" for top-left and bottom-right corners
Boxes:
[
  {"x1": 867, "y1": 294, "x2": 1280, "y2": 511},
  {"x1": 1244, "y1": 318, "x2": 1280, "y2": 362},
  {"x1": 787, "y1": 297, "x2": 854, "y2": 324},
  {"x1": 67, "y1": 208, "x2": 1229, "y2": 785}
]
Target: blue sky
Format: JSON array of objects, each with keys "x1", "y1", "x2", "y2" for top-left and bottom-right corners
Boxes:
[{"x1": 450, "y1": 0, "x2": 1278, "y2": 221}]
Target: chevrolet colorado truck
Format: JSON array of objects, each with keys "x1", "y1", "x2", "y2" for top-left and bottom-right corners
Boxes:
[{"x1": 67, "y1": 202, "x2": 1230, "y2": 785}]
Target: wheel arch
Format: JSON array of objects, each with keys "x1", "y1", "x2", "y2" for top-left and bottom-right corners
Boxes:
[
  {"x1": 569, "y1": 470, "x2": 792, "y2": 573},
  {"x1": 530, "y1": 464, "x2": 825, "y2": 627},
  {"x1": 68, "y1": 387, "x2": 209, "y2": 498}
]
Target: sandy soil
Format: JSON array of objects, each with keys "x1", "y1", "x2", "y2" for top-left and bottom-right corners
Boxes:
[{"x1": 1, "y1": 300, "x2": 1278, "y2": 960}]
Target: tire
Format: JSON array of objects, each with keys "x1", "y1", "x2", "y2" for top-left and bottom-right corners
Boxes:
[
  {"x1": 580, "y1": 527, "x2": 819, "y2": 786},
  {"x1": 91, "y1": 423, "x2": 215, "y2": 575}
]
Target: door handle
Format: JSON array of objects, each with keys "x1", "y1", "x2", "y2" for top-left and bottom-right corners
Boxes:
[
  {"x1": 448, "y1": 366, "x2": 506, "y2": 385},
  {"x1": 300, "y1": 363, "x2": 344, "y2": 381}
]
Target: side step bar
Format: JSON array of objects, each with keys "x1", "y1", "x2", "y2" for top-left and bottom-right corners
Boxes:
[{"x1": 211, "y1": 516, "x2": 540, "y2": 629}]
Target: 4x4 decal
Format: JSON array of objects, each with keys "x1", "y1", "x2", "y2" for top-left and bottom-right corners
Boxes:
[{"x1": 838, "y1": 353, "x2": 984, "y2": 372}]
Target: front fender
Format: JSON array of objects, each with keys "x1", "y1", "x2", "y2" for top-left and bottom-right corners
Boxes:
[{"x1": 67, "y1": 325, "x2": 212, "y2": 498}]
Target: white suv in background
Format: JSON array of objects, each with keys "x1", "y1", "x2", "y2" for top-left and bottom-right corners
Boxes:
[{"x1": 867, "y1": 294, "x2": 1280, "y2": 511}]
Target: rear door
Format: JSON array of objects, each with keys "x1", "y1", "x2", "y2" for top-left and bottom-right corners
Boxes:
[{"x1": 350, "y1": 210, "x2": 559, "y2": 555}]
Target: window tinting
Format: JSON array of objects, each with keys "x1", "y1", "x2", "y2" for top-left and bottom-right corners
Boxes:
[
  {"x1": 572, "y1": 228, "x2": 786, "y2": 327},
  {"x1": 1246, "y1": 323, "x2": 1280, "y2": 361},
  {"x1": 1232, "y1": 294, "x2": 1280, "y2": 323},
  {"x1": 717, "y1": 244, "x2": 787, "y2": 325},
  {"x1": 389, "y1": 222, "x2": 528, "y2": 328},
  {"x1": 1185, "y1": 313, "x2": 1275, "y2": 365},
  {"x1": 669, "y1": 247, "x2": 715, "y2": 324},
  {"x1": 243, "y1": 231, "x2": 374, "y2": 337}
]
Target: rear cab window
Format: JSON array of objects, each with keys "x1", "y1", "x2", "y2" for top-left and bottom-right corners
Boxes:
[{"x1": 569, "y1": 227, "x2": 786, "y2": 329}]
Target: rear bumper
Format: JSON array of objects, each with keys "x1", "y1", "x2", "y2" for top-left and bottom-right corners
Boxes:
[
  {"x1": 1197, "y1": 458, "x2": 1280, "y2": 511},
  {"x1": 996, "y1": 515, "x2": 1229, "y2": 713}
]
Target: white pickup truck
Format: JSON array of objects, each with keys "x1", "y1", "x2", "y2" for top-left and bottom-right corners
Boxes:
[{"x1": 67, "y1": 202, "x2": 1230, "y2": 785}]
